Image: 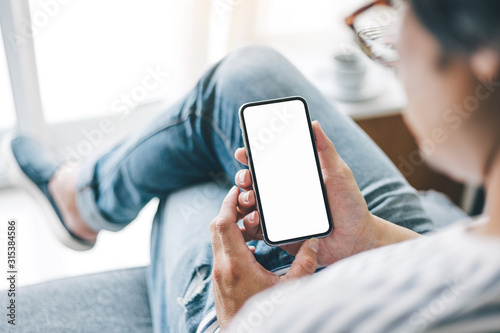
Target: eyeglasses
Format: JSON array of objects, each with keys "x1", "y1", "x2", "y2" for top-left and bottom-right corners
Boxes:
[{"x1": 345, "y1": 0, "x2": 404, "y2": 66}]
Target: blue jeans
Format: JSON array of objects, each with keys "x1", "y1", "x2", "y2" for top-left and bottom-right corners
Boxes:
[{"x1": 76, "y1": 45, "x2": 433, "y2": 332}]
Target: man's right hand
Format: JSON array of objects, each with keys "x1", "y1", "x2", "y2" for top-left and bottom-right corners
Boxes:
[{"x1": 234, "y1": 120, "x2": 419, "y2": 266}]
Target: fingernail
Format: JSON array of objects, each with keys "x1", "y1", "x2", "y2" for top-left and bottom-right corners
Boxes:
[
  {"x1": 243, "y1": 191, "x2": 250, "y2": 203},
  {"x1": 249, "y1": 211, "x2": 256, "y2": 222},
  {"x1": 238, "y1": 170, "x2": 246, "y2": 184},
  {"x1": 309, "y1": 238, "x2": 319, "y2": 254},
  {"x1": 230, "y1": 186, "x2": 238, "y2": 193}
]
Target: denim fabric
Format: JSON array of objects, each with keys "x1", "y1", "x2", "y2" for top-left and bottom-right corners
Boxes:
[{"x1": 76, "y1": 45, "x2": 434, "y2": 332}]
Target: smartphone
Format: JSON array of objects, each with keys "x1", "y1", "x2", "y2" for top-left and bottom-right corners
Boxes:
[{"x1": 239, "y1": 96, "x2": 333, "y2": 246}]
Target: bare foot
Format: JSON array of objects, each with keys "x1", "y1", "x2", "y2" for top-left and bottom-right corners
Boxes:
[{"x1": 48, "y1": 165, "x2": 98, "y2": 242}]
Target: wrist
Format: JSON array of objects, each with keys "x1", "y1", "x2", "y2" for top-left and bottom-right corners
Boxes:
[{"x1": 355, "y1": 214, "x2": 421, "y2": 253}]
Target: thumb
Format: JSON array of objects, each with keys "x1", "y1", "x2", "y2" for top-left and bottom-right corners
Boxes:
[
  {"x1": 312, "y1": 121, "x2": 343, "y2": 172},
  {"x1": 285, "y1": 238, "x2": 319, "y2": 279}
]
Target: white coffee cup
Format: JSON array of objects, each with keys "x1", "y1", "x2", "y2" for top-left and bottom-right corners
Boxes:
[{"x1": 332, "y1": 53, "x2": 367, "y2": 90}]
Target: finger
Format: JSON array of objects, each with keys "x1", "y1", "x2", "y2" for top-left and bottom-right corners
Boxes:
[
  {"x1": 242, "y1": 211, "x2": 263, "y2": 240},
  {"x1": 235, "y1": 169, "x2": 253, "y2": 191},
  {"x1": 311, "y1": 121, "x2": 343, "y2": 171},
  {"x1": 235, "y1": 147, "x2": 249, "y2": 166},
  {"x1": 236, "y1": 188, "x2": 256, "y2": 220},
  {"x1": 237, "y1": 190, "x2": 255, "y2": 215},
  {"x1": 240, "y1": 227, "x2": 262, "y2": 242},
  {"x1": 218, "y1": 186, "x2": 240, "y2": 225},
  {"x1": 210, "y1": 186, "x2": 241, "y2": 256},
  {"x1": 248, "y1": 245, "x2": 256, "y2": 254},
  {"x1": 210, "y1": 187, "x2": 254, "y2": 259},
  {"x1": 284, "y1": 238, "x2": 319, "y2": 280}
]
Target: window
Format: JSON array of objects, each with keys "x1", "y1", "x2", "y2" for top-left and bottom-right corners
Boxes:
[
  {"x1": 29, "y1": 0, "x2": 174, "y2": 123},
  {"x1": 27, "y1": 0, "x2": 368, "y2": 124},
  {"x1": 226, "y1": 0, "x2": 369, "y2": 55}
]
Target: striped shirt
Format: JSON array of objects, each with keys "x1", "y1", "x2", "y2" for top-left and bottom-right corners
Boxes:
[{"x1": 199, "y1": 219, "x2": 500, "y2": 332}]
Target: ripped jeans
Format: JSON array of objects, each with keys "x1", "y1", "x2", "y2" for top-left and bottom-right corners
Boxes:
[{"x1": 75, "y1": 45, "x2": 433, "y2": 332}]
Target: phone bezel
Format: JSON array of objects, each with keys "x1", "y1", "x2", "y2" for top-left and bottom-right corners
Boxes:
[{"x1": 239, "y1": 96, "x2": 334, "y2": 246}]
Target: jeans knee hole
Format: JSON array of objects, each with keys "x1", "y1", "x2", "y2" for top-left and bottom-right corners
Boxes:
[{"x1": 177, "y1": 265, "x2": 211, "y2": 312}]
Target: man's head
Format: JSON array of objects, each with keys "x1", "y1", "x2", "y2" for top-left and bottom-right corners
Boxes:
[{"x1": 397, "y1": 0, "x2": 500, "y2": 184}]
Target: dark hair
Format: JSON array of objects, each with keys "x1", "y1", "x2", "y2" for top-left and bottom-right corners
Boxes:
[{"x1": 409, "y1": 0, "x2": 500, "y2": 57}]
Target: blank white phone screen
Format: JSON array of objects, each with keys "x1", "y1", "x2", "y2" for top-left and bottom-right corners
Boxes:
[{"x1": 243, "y1": 99, "x2": 330, "y2": 243}]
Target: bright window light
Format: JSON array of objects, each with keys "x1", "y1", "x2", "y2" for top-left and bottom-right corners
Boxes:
[
  {"x1": 29, "y1": 0, "x2": 174, "y2": 124},
  {"x1": 0, "y1": 24, "x2": 16, "y2": 130},
  {"x1": 254, "y1": 0, "x2": 367, "y2": 39}
]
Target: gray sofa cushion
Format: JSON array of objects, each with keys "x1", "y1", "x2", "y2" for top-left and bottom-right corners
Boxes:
[{"x1": 1, "y1": 267, "x2": 152, "y2": 333}]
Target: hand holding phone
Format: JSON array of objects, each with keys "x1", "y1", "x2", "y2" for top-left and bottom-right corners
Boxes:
[
  {"x1": 239, "y1": 97, "x2": 333, "y2": 246},
  {"x1": 237, "y1": 97, "x2": 378, "y2": 264}
]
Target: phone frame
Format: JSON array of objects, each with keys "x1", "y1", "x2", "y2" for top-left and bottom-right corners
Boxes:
[{"x1": 239, "y1": 96, "x2": 333, "y2": 246}]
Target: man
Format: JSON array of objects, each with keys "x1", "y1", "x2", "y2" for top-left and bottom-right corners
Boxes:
[{"x1": 6, "y1": 0, "x2": 500, "y2": 332}]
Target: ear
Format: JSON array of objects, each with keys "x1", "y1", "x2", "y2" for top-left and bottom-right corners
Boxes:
[{"x1": 470, "y1": 48, "x2": 500, "y2": 81}]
